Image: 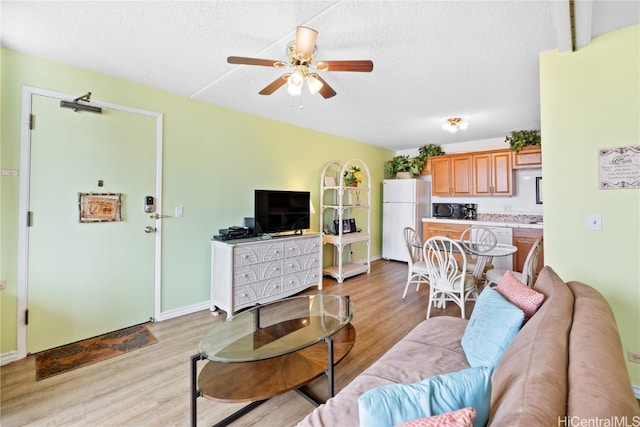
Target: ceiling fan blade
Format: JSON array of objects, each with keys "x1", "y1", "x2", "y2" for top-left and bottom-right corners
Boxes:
[
  {"x1": 311, "y1": 74, "x2": 337, "y2": 99},
  {"x1": 316, "y1": 60, "x2": 374, "y2": 72},
  {"x1": 228, "y1": 56, "x2": 287, "y2": 68},
  {"x1": 258, "y1": 75, "x2": 289, "y2": 95}
]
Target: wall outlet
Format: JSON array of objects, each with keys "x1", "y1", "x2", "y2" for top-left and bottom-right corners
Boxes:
[{"x1": 628, "y1": 351, "x2": 640, "y2": 364}]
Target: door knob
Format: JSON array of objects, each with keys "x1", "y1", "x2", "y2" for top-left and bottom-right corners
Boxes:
[{"x1": 144, "y1": 226, "x2": 156, "y2": 233}]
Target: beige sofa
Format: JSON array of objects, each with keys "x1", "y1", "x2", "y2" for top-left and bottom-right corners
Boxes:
[{"x1": 297, "y1": 266, "x2": 640, "y2": 426}]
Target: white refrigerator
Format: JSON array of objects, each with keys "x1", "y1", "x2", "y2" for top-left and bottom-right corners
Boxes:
[{"x1": 382, "y1": 179, "x2": 431, "y2": 262}]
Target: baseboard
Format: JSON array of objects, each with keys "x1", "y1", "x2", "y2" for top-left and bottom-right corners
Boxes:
[
  {"x1": 1, "y1": 351, "x2": 18, "y2": 366},
  {"x1": 633, "y1": 383, "x2": 640, "y2": 400},
  {"x1": 155, "y1": 300, "x2": 210, "y2": 322}
]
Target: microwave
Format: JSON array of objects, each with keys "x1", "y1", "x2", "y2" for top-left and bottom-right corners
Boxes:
[{"x1": 432, "y1": 203, "x2": 466, "y2": 219}]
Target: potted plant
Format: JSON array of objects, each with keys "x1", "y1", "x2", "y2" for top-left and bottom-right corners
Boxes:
[
  {"x1": 343, "y1": 164, "x2": 364, "y2": 187},
  {"x1": 417, "y1": 144, "x2": 445, "y2": 174},
  {"x1": 505, "y1": 130, "x2": 541, "y2": 152},
  {"x1": 385, "y1": 155, "x2": 424, "y2": 179},
  {"x1": 418, "y1": 144, "x2": 445, "y2": 160}
]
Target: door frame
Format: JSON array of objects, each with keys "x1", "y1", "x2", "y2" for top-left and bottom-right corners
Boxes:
[{"x1": 17, "y1": 86, "x2": 164, "y2": 359}]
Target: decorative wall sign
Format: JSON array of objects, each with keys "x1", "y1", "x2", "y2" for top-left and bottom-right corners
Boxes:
[
  {"x1": 598, "y1": 145, "x2": 640, "y2": 189},
  {"x1": 78, "y1": 192, "x2": 122, "y2": 223}
]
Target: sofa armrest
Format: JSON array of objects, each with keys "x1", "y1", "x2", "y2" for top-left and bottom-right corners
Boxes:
[{"x1": 566, "y1": 281, "x2": 640, "y2": 419}]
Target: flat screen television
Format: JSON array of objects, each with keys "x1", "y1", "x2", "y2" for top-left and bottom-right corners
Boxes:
[{"x1": 254, "y1": 190, "x2": 310, "y2": 235}]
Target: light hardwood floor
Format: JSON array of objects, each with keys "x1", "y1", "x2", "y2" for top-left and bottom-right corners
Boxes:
[{"x1": 1, "y1": 260, "x2": 474, "y2": 427}]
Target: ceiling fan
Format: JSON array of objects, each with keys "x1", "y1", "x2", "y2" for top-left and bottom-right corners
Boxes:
[{"x1": 227, "y1": 26, "x2": 374, "y2": 99}]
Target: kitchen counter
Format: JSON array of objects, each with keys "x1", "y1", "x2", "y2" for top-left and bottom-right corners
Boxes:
[{"x1": 422, "y1": 217, "x2": 543, "y2": 229}]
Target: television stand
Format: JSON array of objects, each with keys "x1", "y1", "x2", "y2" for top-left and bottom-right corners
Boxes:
[{"x1": 210, "y1": 232, "x2": 323, "y2": 319}]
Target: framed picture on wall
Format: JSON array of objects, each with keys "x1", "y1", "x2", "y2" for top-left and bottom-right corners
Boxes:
[
  {"x1": 78, "y1": 192, "x2": 122, "y2": 223},
  {"x1": 535, "y1": 177, "x2": 543, "y2": 204}
]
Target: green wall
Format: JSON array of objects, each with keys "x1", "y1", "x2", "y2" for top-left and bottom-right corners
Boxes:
[
  {"x1": 540, "y1": 25, "x2": 640, "y2": 385},
  {"x1": 0, "y1": 48, "x2": 393, "y2": 354}
]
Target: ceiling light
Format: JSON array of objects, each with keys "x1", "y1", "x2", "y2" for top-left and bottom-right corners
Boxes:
[
  {"x1": 287, "y1": 71, "x2": 304, "y2": 96},
  {"x1": 306, "y1": 74, "x2": 324, "y2": 95},
  {"x1": 443, "y1": 117, "x2": 469, "y2": 133}
]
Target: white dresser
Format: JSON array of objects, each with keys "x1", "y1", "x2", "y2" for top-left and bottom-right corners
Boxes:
[{"x1": 210, "y1": 233, "x2": 323, "y2": 319}]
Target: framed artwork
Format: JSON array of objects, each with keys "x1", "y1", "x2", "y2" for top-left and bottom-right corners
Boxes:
[
  {"x1": 535, "y1": 177, "x2": 543, "y2": 204},
  {"x1": 78, "y1": 192, "x2": 122, "y2": 223},
  {"x1": 598, "y1": 145, "x2": 640, "y2": 189}
]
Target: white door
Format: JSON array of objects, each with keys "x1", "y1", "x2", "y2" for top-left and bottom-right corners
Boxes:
[{"x1": 25, "y1": 93, "x2": 159, "y2": 353}]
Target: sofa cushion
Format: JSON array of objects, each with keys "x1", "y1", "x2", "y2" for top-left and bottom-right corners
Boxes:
[
  {"x1": 461, "y1": 287, "x2": 524, "y2": 368},
  {"x1": 495, "y1": 270, "x2": 545, "y2": 320},
  {"x1": 488, "y1": 266, "x2": 574, "y2": 426},
  {"x1": 395, "y1": 407, "x2": 476, "y2": 427},
  {"x1": 358, "y1": 366, "x2": 491, "y2": 427},
  {"x1": 566, "y1": 281, "x2": 640, "y2": 419}
]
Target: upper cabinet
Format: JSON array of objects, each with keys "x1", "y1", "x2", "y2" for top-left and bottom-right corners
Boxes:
[
  {"x1": 512, "y1": 146, "x2": 542, "y2": 169},
  {"x1": 431, "y1": 155, "x2": 473, "y2": 196},
  {"x1": 473, "y1": 150, "x2": 513, "y2": 196},
  {"x1": 427, "y1": 149, "x2": 516, "y2": 197}
]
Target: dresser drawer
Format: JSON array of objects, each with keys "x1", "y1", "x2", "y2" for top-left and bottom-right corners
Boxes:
[{"x1": 234, "y1": 242, "x2": 284, "y2": 266}]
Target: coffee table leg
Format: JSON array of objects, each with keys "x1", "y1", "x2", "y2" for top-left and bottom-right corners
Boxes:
[
  {"x1": 191, "y1": 353, "x2": 204, "y2": 427},
  {"x1": 325, "y1": 336, "x2": 334, "y2": 398}
]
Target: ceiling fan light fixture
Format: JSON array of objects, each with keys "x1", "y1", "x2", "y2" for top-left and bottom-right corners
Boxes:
[
  {"x1": 295, "y1": 26, "x2": 318, "y2": 61},
  {"x1": 306, "y1": 75, "x2": 324, "y2": 95},
  {"x1": 443, "y1": 117, "x2": 468, "y2": 133},
  {"x1": 287, "y1": 71, "x2": 304, "y2": 96}
]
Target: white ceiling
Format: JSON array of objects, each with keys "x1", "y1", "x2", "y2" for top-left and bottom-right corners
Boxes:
[{"x1": 1, "y1": 1, "x2": 638, "y2": 150}]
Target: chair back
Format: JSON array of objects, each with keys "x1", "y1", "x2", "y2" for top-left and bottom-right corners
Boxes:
[
  {"x1": 460, "y1": 225, "x2": 497, "y2": 254},
  {"x1": 423, "y1": 237, "x2": 468, "y2": 291},
  {"x1": 521, "y1": 236, "x2": 544, "y2": 286},
  {"x1": 403, "y1": 227, "x2": 422, "y2": 267}
]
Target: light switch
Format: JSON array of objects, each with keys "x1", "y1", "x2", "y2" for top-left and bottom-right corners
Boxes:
[
  {"x1": 175, "y1": 206, "x2": 184, "y2": 218},
  {"x1": 588, "y1": 214, "x2": 602, "y2": 231}
]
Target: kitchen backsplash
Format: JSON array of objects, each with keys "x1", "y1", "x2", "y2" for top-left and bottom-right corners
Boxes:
[{"x1": 477, "y1": 213, "x2": 543, "y2": 224}]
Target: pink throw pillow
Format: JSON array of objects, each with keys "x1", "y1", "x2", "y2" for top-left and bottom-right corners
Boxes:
[
  {"x1": 395, "y1": 407, "x2": 476, "y2": 427},
  {"x1": 495, "y1": 270, "x2": 545, "y2": 320}
]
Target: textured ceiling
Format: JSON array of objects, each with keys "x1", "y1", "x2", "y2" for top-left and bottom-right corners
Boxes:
[{"x1": 1, "y1": 1, "x2": 638, "y2": 150}]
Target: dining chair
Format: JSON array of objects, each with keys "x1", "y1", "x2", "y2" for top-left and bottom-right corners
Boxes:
[
  {"x1": 460, "y1": 225, "x2": 497, "y2": 280},
  {"x1": 485, "y1": 235, "x2": 543, "y2": 287},
  {"x1": 401, "y1": 227, "x2": 430, "y2": 299},
  {"x1": 422, "y1": 236, "x2": 477, "y2": 319}
]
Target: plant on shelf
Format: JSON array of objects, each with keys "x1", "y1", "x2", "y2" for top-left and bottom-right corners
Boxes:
[
  {"x1": 505, "y1": 130, "x2": 541, "y2": 152},
  {"x1": 418, "y1": 144, "x2": 445, "y2": 160},
  {"x1": 343, "y1": 164, "x2": 364, "y2": 187},
  {"x1": 385, "y1": 155, "x2": 424, "y2": 178}
]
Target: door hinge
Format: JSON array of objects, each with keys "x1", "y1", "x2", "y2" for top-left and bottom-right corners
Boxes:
[
  {"x1": 27, "y1": 211, "x2": 33, "y2": 227},
  {"x1": 25, "y1": 309, "x2": 29, "y2": 325},
  {"x1": 30, "y1": 114, "x2": 35, "y2": 130}
]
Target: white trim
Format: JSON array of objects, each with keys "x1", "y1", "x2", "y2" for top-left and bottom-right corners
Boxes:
[
  {"x1": 155, "y1": 301, "x2": 211, "y2": 322},
  {"x1": 0, "y1": 351, "x2": 19, "y2": 366},
  {"x1": 17, "y1": 86, "x2": 163, "y2": 359}
]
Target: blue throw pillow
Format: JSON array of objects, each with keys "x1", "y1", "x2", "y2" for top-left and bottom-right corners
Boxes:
[
  {"x1": 357, "y1": 366, "x2": 491, "y2": 427},
  {"x1": 462, "y1": 286, "x2": 524, "y2": 368}
]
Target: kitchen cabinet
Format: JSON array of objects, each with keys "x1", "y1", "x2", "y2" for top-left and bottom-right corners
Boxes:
[
  {"x1": 512, "y1": 147, "x2": 542, "y2": 169},
  {"x1": 431, "y1": 155, "x2": 473, "y2": 196},
  {"x1": 422, "y1": 221, "x2": 468, "y2": 241},
  {"x1": 473, "y1": 151, "x2": 513, "y2": 196},
  {"x1": 512, "y1": 228, "x2": 544, "y2": 276}
]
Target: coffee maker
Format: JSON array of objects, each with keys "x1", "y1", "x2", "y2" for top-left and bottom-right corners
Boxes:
[{"x1": 463, "y1": 204, "x2": 477, "y2": 220}]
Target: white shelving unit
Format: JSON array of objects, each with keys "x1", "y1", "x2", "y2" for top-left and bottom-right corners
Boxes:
[{"x1": 320, "y1": 159, "x2": 371, "y2": 283}]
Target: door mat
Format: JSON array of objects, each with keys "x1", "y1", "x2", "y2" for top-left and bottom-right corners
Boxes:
[{"x1": 35, "y1": 324, "x2": 157, "y2": 381}]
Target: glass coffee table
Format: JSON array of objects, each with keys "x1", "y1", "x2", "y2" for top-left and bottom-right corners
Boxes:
[{"x1": 190, "y1": 294, "x2": 356, "y2": 427}]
